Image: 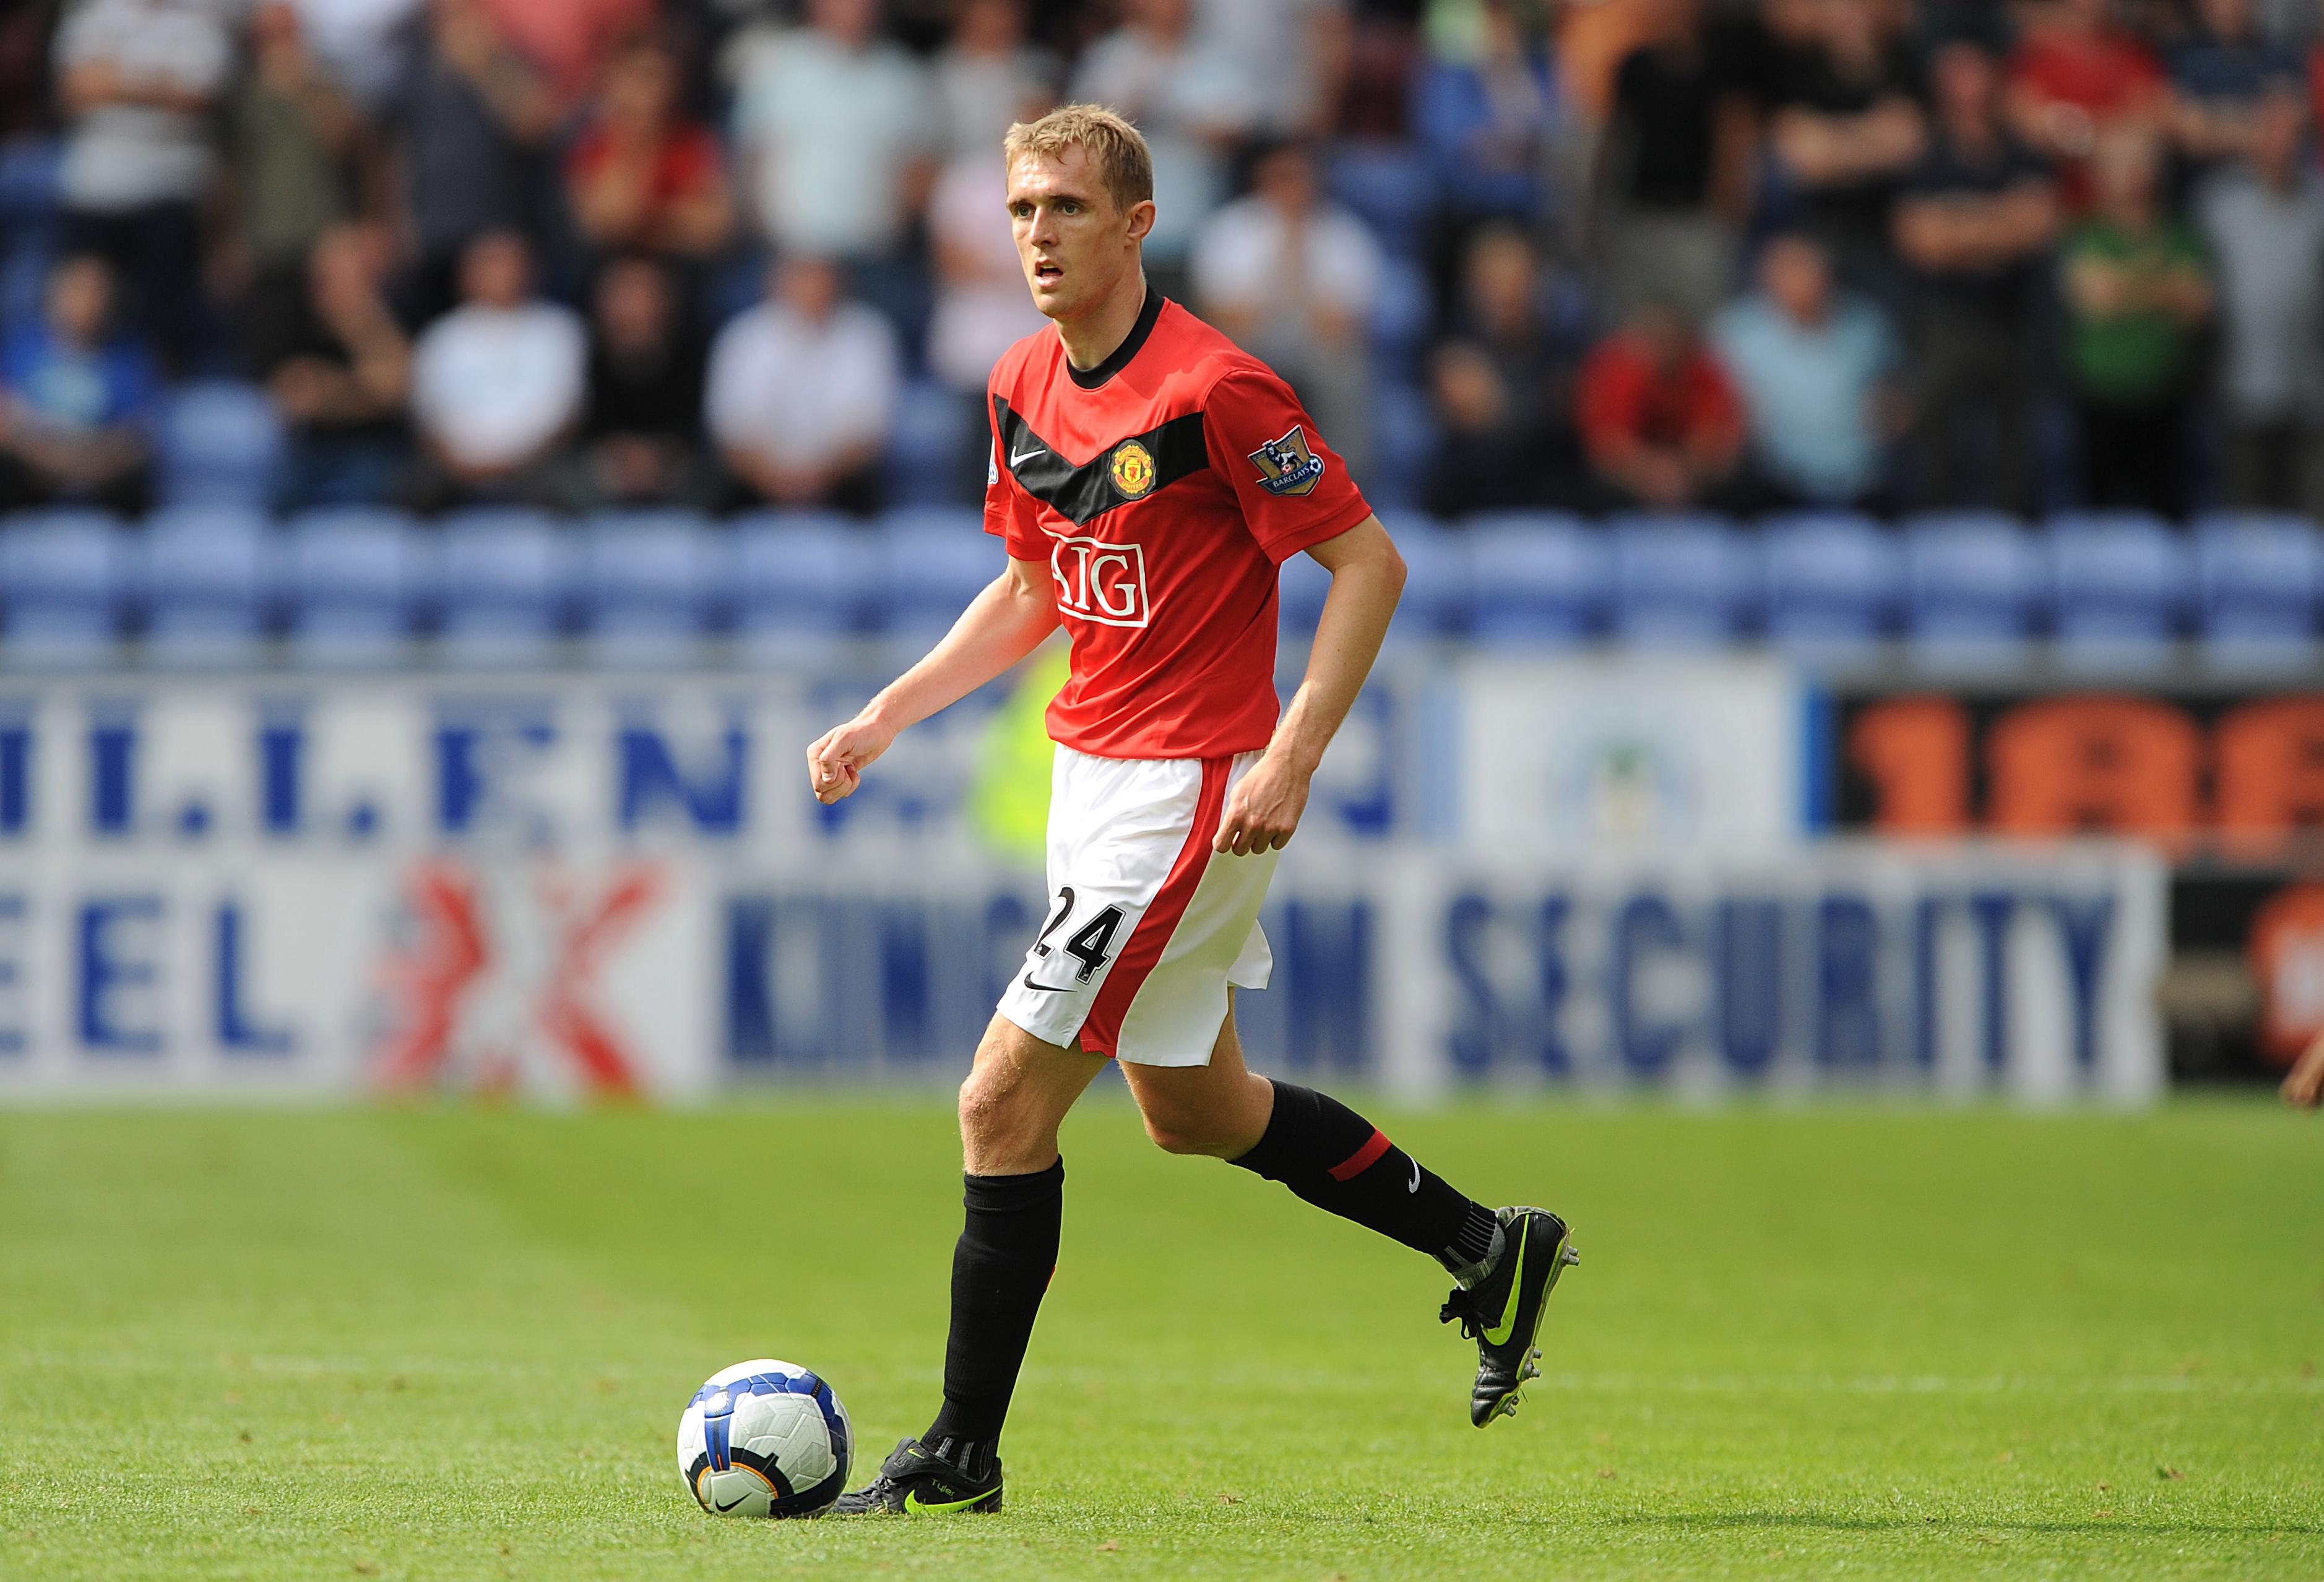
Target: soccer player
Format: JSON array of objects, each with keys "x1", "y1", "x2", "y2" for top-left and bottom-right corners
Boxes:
[{"x1": 805, "y1": 105, "x2": 1577, "y2": 1517}]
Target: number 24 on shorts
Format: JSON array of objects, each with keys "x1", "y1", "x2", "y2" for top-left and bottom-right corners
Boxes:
[{"x1": 1026, "y1": 886, "x2": 1125, "y2": 988}]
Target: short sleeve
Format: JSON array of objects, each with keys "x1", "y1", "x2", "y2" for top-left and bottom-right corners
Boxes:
[
  {"x1": 982, "y1": 389, "x2": 1047, "y2": 561},
  {"x1": 1202, "y1": 368, "x2": 1373, "y2": 563}
]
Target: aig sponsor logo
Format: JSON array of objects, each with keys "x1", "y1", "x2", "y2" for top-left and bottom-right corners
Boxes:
[{"x1": 1049, "y1": 535, "x2": 1149, "y2": 628}]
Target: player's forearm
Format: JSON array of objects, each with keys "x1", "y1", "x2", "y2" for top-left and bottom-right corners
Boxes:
[
  {"x1": 1269, "y1": 542, "x2": 1404, "y2": 776},
  {"x1": 863, "y1": 575, "x2": 1059, "y2": 734}
]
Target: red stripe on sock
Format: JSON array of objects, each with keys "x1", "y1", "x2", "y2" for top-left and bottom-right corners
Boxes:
[
  {"x1": 1328, "y1": 1128, "x2": 1393, "y2": 1182},
  {"x1": 1076, "y1": 756, "x2": 1232, "y2": 1058}
]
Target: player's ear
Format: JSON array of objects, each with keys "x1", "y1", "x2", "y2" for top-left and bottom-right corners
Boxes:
[{"x1": 1123, "y1": 198, "x2": 1156, "y2": 245}]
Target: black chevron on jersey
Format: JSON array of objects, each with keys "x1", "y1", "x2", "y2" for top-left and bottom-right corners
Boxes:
[{"x1": 992, "y1": 397, "x2": 1210, "y2": 526}]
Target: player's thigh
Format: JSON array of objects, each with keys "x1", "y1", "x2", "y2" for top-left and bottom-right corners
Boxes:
[
  {"x1": 1118, "y1": 1001, "x2": 1273, "y2": 1159},
  {"x1": 958, "y1": 1011, "x2": 1109, "y2": 1172}
]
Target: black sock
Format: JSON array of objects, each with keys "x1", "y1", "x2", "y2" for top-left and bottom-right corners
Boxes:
[
  {"x1": 1228, "y1": 1081, "x2": 1501, "y2": 1278},
  {"x1": 922, "y1": 1157, "x2": 1063, "y2": 1471}
]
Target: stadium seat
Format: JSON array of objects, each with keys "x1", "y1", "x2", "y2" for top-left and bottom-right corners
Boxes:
[
  {"x1": 157, "y1": 380, "x2": 283, "y2": 509},
  {"x1": 1901, "y1": 512, "x2": 2043, "y2": 669},
  {"x1": 282, "y1": 508, "x2": 430, "y2": 668},
  {"x1": 2190, "y1": 511, "x2": 2322, "y2": 672},
  {"x1": 1608, "y1": 512, "x2": 1756, "y2": 646},
  {"x1": 139, "y1": 505, "x2": 276, "y2": 668},
  {"x1": 1461, "y1": 512, "x2": 1609, "y2": 646},
  {"x1": 434, "y1": 508, "x2": 571, "y2": 668},
  {"x1": 1365, "y1": 381, "x2": 1434, "y2": 510},
  {"x1": 1388, "y1": 516, "x2": 1472, "y2": 640},
  {"x1": 734, "y1": 511, "x2": 881, "y2": 660},
  {"x1": 0, "y1": 508, "x2": 131, "y2": 668},
  {"x1": 2047, "y1": 511, "x2": 2188, "y2": 671},
  {"x1": 1761, "y1": 511, "x2": 1901, "y2": 662},
  {"x1": 579, "y1": 511, "x2": 724, "y2": 670},
  {"x1": 1324, "y1": 142, "x2": 1435, "y2": 257},
  {"x1": 1370, "y1": 255, "x2": 1433, "y2": 376},
  {"x1": 883, "y1": 379, "x2": 975, "y2": 507},
  {"x1": 879, "y1": 506, "x2": 1002, "y2": 645}
]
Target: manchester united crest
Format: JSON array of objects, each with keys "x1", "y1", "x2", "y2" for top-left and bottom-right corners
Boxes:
[{"x1": 1110, "y1": 439, "x2": 1156, "y2": 498}]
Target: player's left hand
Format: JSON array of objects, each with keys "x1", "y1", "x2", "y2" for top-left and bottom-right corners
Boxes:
[{"x1": 1215, "y1": 753, "x2": 1309, "y2": 855}]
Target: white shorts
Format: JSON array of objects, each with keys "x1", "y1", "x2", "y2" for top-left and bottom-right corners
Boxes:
[{"x1": 996, "y1": 745, "x2": 1278, "y2": 1066}]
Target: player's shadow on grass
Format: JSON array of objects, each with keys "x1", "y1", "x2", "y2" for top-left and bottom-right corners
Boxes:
[{"x1": 1617, "y1": 1513, "x2": 2324, "y2": 1539}]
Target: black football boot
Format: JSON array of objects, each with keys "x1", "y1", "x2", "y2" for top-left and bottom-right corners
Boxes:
[
  {"x1": 828, "y1": 1436, "x2": 1004, "y2": 1516},
  {"x1": 1438, "y1": 1206, "x2": 1579, "y2": 1426}
]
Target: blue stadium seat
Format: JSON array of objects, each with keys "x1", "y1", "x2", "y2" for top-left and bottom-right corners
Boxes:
[
  {"x1": 435, "y1": 508, "x2": 570, "y2": 668},
  {"x1": 1901, "y1": 512, "x2": 2043, "y2": 668},
  {"x1": 140, "y1": 505, "x2": 276, "y2": 668},
  {"x1": 1325, "y1": 142, "x2": 1435, "y2": 257},
  {"x1": 1462, "y1": 512, "x2": 1608, "y2": 646},
  {"x1": 879, "y1": 506, "x2": 1003, "y2": 644},
  {"x1": 283, "y1": 508, "x2": 430, "y2": 668},
  {"x1": 2047, "y1": 511, "x2": 2187, "y2": 670},
  {"x1": 1761, "y1": 511, "x2": 1900, "y2": 660},
  {"x1": 1370, "y1": 255, "x2": 1433, "y2": 376},
  {"x1": 158, "y1": 380, "x2": 283, "y2": 509},
  {"x1": 882, "y1": 379, "x2": 975, "y2": 507},
  {"x1": 0, "y1": 508, "x2": 131, "y2": 668},
  {"x1": 1389, "y1": 516, "x2": 1472, "y2": 640},
  {"x1": 2191, "y1": 511, "x2": 2322, "y2": 671},
  {"x1": 579, "y1": 511, "x2": 724, "y2": 670},
  {"x1": 1608, "y1": 512, "x2": 1755, "y2": 646},
  {"x1": 734, "y1": 511, "x2": 880, "y2": 660}
]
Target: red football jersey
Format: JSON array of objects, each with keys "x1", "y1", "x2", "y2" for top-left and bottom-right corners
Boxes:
[{"x1": 983, "y1": 293, "x2": 1374, "y2": 759}]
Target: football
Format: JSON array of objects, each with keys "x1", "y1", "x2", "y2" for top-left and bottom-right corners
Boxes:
[{"x1": 675, "y1": 1359, "x2": 853, "y2": 1518}]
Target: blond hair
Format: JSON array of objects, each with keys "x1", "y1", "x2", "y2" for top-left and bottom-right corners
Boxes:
[{"x1": 1002, "y1": 103, "x2": 1154, "y2": 214}]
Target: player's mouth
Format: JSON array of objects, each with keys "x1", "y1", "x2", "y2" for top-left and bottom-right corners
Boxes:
[{"x1": 1033, "y1": 260, "x2": 1063, "y2": 283}]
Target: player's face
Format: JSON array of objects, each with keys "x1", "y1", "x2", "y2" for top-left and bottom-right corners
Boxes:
[{"x1": 1006, "y1": 148, "x2": 1154, "y2": 323}]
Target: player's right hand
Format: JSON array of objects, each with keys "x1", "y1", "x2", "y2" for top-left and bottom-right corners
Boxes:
[
  {"x1": 2284, "y1": 1028, "x2": 2324, "y2": 1111},
  {"x1": 806, "y1": 717, "x2": 894, "y2": 805}
]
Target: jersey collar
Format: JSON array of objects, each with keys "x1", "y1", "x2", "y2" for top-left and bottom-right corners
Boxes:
[{"x1": 1065, "y1": 287, "x2": 1164, "y2": 391}]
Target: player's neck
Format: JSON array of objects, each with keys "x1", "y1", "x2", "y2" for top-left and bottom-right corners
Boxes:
[{"x1": 1055, "y1": 273, "x2": 1151, "y2": 373}]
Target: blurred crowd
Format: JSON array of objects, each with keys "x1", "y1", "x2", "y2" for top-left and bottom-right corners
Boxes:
[{"x1": 1, "y1": 0, "x2": 2323, "y2": 524}]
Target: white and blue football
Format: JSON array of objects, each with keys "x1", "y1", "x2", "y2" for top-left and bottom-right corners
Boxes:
[{"x1": 675, "y1": 1359, "x2": 853, "y2": 1518}]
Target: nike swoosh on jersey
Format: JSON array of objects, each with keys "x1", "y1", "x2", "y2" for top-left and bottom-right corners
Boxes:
[
  {"x1": 1019, "y1": 972, "x2": 1078, "y2": 993},
  {"x1": 992, "y1": 397, "x2": 1211, "y2": 525}
]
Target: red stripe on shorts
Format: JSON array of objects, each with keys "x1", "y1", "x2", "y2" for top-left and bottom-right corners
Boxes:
[
  {"x1": 1076, "y1": 755, "x2": 1232, "y2": 1058},
  {"x1": 1328, "y1": 1128, "x2": 1393, "y2": 1181}
]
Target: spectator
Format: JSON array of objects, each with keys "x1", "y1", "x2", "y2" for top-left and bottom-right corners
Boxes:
[
  {"x1": 2007, "y1": 0, "x2": 2167, "y2": 214},
  {"x1": 389, "y1": 0, "x2": 562, "y2": 327},
  {"x1": 1711, "y1": 231, "x2": 1901, "y2": 510},
  {"x1": 290, "y1": 0, "x2": 425, "y2": 111},
  {"x1": 228, "y1": 4, "x2": 376, "y2": 300},
  {"x1": 472, "y1": 0, "x2": 654, "y2": 105},
  {"x1": 1574, "y1": 303, "x2": 1746, "y2": 511},
  {"x1": 408, "y1": 229, "x2": 585, "y2": 510},
  {"x1": 579, "y1": 254, "x2": 708, "y2": 508},
  {"x1": 51, "y1": 0, "x2": 235, "y2": 373},
  {"x1": 1425, "y1": 224, "x2": 1586, "y2": 517},
  {"x1": 1072, "y1": 0, "x2": 1258, "y2": 274},
  {"x1": 1193, "y1": 0, "x2": 1352, "y2": 139},
  {"x1": 1415, "y1": 0, "x2": 1568, "y2": 245},
  {"x1": 1191, "y1": 140, "x2": 1382, "y2": 476},
  {"x1": 932, "y1": 0, "x2": 1060, "y2": 157},
  {"x1": 2170, "y1": 0, "x2": 2300, "y2": 168},
  {"x1": 2059, "y1": 129, "x2": 2212, "y2": 516},
  {"x1": 1760, "y1": 0, "x2": 1928, "y2": 303},
  {"x1": 1893, "y1": 39, "x2": 2059, "y2": 514},
  {"x1": 249, "y1": 223, "x2": 412, "y2": 510},
  {"x1": 564, "y1": 35, "x2": 732, "y2": 263},
  {"x1": 0, "y1": 254, "x2": 157, "y2": 514},
  {"x1": 2196, "y1": 91, "x2": 2324, "y2": 514},
  {"x1": 1596, "y1": 0, "x2": 1756, "y2": 326},
  {"x1": 707, "y1": 256, "x2": 898, "y2": 515},
  {"x1": 727, "y1": 0, "x2": 937, "y2": 280}
]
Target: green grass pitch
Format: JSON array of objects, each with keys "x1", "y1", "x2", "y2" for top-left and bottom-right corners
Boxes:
[{"x1": 2, "y1": 1096, "x2": 2320, "y2": 1580}]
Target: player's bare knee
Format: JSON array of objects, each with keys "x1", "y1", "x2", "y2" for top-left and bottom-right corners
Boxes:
[{"x1": 1140, "y1": 1108, "x2": 1229, "y2": 1157}]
